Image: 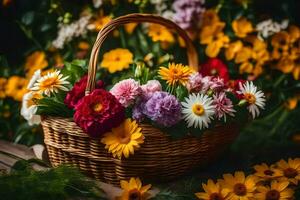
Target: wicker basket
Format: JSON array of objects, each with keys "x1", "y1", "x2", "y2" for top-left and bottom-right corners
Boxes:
[{"x1": 42, "y1": 13, "x2": 239, "y2": 186}]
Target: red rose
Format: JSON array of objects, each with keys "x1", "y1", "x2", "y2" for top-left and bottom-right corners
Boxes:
[
  {"x1": 200, "y1": 58, "x2": 230, "y2": 83},
  {"x1": 74, "y1": 89, "x2": 125, "y2": 137},
  {"x1": 64, "y1": 75, "x2": 104, "y2": 109}
]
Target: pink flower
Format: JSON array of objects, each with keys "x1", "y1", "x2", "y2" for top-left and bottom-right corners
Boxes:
[
  {"x1": 210, "y1": 77, "x2": 226, "y2": 92},
  {"x1": 141, "y1": 80, "x2": 162, "y2": 96},
  {"x1": 110, "y1": 78, "x2": 141, "y2": 107},
  {"x1": 187, "y1": 72, "x2": 203, "y2": 93},
  {"x1": 212, "y1": 92, "x2": 235, "y2": 121}
]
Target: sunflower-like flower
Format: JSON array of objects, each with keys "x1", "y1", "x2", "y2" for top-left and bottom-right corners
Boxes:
[
  {"x1": 116, "y1": 177, "x2": 151, "y2": 200},
  {"x1": 31, "y1": 70, "x2": 70, "y2": 97},
  {"x1": 219, "y1": 171, "x2": 258, "y2": 200},
  {"x1": 101, "y1": 118, "x2": 144, "y2": 159},
  {"x1": 159, "y1": 63, "x2": 193, "y2": 87},
  {"x1": 195, "y1": 179, "x2": 230, "y2": 200},
  {"x1": 147, "y1": 23, "x2": 174, "y2": 43},
  {"x1": 100, "y1": 48, "x2": 133, "y2": 73},
  {"x1": 255, "y1": 180, "x2": 294, "y2": 200},
  {"x1": 253, "y1": 163, "x2": 282, "y2": 181},
  {"x1": 275, "y1": 158, "x2": 300, "y2": 185}
]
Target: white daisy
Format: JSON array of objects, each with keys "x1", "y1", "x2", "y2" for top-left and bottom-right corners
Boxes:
[
  {"x1": 182, "y1": 93, "x2": 215, "y2": 129},
  {"x1": 31, "y1": 70, "x2": 70, "y2": 96},
  {"x1": 238, "y1": 81, "x2": 266, "y2": 118},
  {"x1": 21, "y1": 92, "x2": 42, "y2": 126},
  {"x1": 27, "y1": 69, "x2": 41, "y2": 90}
]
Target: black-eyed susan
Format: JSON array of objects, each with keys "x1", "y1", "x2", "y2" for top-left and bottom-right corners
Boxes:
[
  {"x1": 219, "y1": 171, "x2": 257, "y2": 200},
  {"x1": 100, "y1": 48, "x2": 133, "y2": 73},
  {"x1": 116, "y1": 177, "x2": 151, "y2": 200},
  {"x1": 5, "y1": 76, "x2": 28, "y2": 101},
  {"x1": 147, "y1": 23, "x2": 174, "y2": 43},
  {"x1": 0, "y1": 78, "x2": 7, "y2": 99},
  {"x1": 276, "y1": 158, "x2": 300, "y2": 185},
  {"x1": 101, "y1": 118, "x2": 144, "y2": 159},
  {"x1": 255, "y1": 180, "x2": 294, "y2": 200},
  {"x1": 254, "y1": 163, "x2": 282, "y2": 181},
  {"x1": 158, "y1": 63, "x2": 193, "y2": 87},
  {"x1": 195, "y1": 179, "x2": 230, "y2": 200}
]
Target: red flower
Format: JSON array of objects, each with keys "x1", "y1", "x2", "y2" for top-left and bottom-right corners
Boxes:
[
  {"x1": 64, "y1": 75, "x2": 104, "y2": 109},
  {"x1": 200, "y1": 58, "x2": 230, "y2": 83},
  {"x1": 74, "y1": 89, "x2": 125, "y2": 137},
  {"x1": 228, "y1": 79, "x2": 246, "y2": 99}
]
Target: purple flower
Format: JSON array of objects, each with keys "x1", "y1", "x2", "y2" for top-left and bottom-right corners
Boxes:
[
  {"x1": 144, "y1": 91, "x2": 182, "y2": 127},
  {"x1": 132, "y1": 98, "x2": 147, "y2": 122},
  {"x1": 172, "y1": 0, "x2": 205, "y2": 30}
]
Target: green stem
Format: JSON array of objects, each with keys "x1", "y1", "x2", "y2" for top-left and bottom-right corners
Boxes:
[
  {"x1": 269, "y1": 109, "x2": 289, "y2": 136},
  {"x1": 274, "y1": 74, "x2": 286, "y2": 88}
]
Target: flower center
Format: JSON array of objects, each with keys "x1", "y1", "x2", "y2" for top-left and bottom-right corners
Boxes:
[
  {"x1": 93, "y1": 103, "x2": 103, "y2": 112},
  {"x1": 210, "y1": 69, "x2": 218, "y2": 75},
  {"x1": 192, "y1": 104, "x2": 205, "y2": 116},
  {"x1": 233, "y1": 183, "x2": 247, "y2": 196},
  {"x1": 115, "y1": 56, "x2": 121, "y2": 61},
  {"x1": 119, "y1": 134, "x2": 131, "y2": 144},
  {"x1": 244, "y1": 93, "x2": 256, "y2": 104},
  {"x1": 264, "y1": 169, "x2": 274, "y2": 176},
  {"x1": 40, "y1": 77, "x2": 57, "y2": 88},
  {"x1": 284, "y1": 168, "x2": 298, "y2": 178},
  {"x1": 266, "y1": 190, "x2": 280, "y2": 200},
  {"x1": 128, "y1": 189, "x2": 141, "y2": 200},
  {"x1": 209, "y1": 193, "x2": 224, "y2": 200}
]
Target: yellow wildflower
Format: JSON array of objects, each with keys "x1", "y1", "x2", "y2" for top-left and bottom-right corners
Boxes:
[
  {"x1": 25, "y1": 51, "x2": 48, "y2": 77},
  {"x1": 159, "y1": 63, "x2": 193, "y2": 86},
  {"x1": 92, "y1": 15, "x2": 111, "y2": 31},
  {"x1": 124, "y1": 23, "x2": 138, "y2": 34},
  {"x1": 116, "y1": 178, "x2": 151, "y2": 200},
  {"x1": 0, "y1": 78, "x2": 7, "y2": 98},
  {"x1": 232, "y1": 17, "x2": 253, "y2": 38},
  {"x1": 100, "y1": 48, "x2": 133, "y2": 73},
  {"x1": 195, "y1": 179, "x2": 230, "y2": 200},
  {"x1": 255, "y1": 180, "x2": 294, "y2": 200},
  {"x1": 276, "y1": 158, "x2": 300, "y2": 185},
  {"x1": 5, "y1": 76, "x2": 28, "y2": 101},
  {"x1": 285, "y1": 97, "x2": 298, "y2": 110},
  {"x1": 201, "y1": 9, "x2": 220, "y2": 27},
  {"x1": 147, "y1": 23, "x2": 174, "y2": 43},
  {"x1": 225, "y1": 40, "x2": 243, "y2": 61}
]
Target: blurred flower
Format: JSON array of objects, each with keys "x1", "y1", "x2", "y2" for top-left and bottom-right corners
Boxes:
[
  {"x1": 201, "y1": 9, "x2": 220, "y2": 27},
  {"x1": 2, "y1": 0, "x2": 12, "y2": 6},
  {"x1": 288, "y1": 25, "x2": 300, "y2": 43},
  {"x1": 116, "y1": 177, "x2": 151, "y2": 200},
  {"x1": 187, "y1": 72, "x2": 203, "y2": 93},
  {"x1": 195, "y1": 179, "x2": 230, "y2": 200},
  {"x1": 25, "y1": 51, "x2": 48, "y2": 77},
  {"x1": 284, "y1": 97, "x2": 298, "y2": 110},
  {"x1": 89, "y1": 14, "x2": 111, "y2": 32},
  {"x1": 124, "y1": 23, "x2": 138, "y2": 34},
  {"x1": 141, "y1": 80, "x2": 162, "y2": 96},
  {"x1": 219, "y1": 171, "x2": 257, "y2": 200},
  {"x1": 200, "y1": 58, "x2": 230, "y2": 82},
  {"x1": 147, "y1": 24, "x2": 174, "y2": 43},
  {"x1": 159, "y1": 63, "x2": 193, "y2": 86},
  {"x1": 232, "y1": 17, "x2": 253, "y2": 38},
  {"x1": 212, "y1": 92, "x2": 235, "y2": 121},
  {"x1": 144, "y1": 91, "x2": 182, "y2": 127},
  {"x1": 5, "y1": 76, "x2": 28, "y2": 101},
  {"x1": 21, "y1": 92, "x2": 42, "y2": 126},
  {"x1": 271, "y1": 31, "x2": 290, "y2": 59},
  {"x1": 253, "y1": 163, "x2": 282, "y2": 181},
  {"x1": 110, "y1": 79, "x2": 141, "y2": 107},
  {"x1": 238, "y1": 81, "x2": 266, "y2": 118},
  {"x1": 78, "y1": 41, "x2": 90, "y2": 50},
  {"x1": 101, "y1": 118, "x2": 144, "y2": 159},
  {"x1": 92, "y1": 0, "x2": 103, "y2": 8},
  {"x1": 256, "y1": 19, "x2": 289, "y2": 39},
  {"x1": 100, "y1": 48, "x2": 133, "y2": 73},
  {"x1": 53, "y1": 53, "x2": 64, "y2": 67},
  {"x1": 27, "y1": 69, "x2": 41, "y2": 90},
  {"x1": 255, "y1": 180, "x2": 293, "y2": 200},
  {"x1": 276, "y1": 158, "x2": 300, "y2": 185},
  {"x1": 182, "y1": 93, "x2": 215, "y2": 129},
  {"x1": 0, "y1": 78, "x2": 7, "y2": 98},
  {"x1": 225, "y1": 40, "x2": 243, "y2": 61}
]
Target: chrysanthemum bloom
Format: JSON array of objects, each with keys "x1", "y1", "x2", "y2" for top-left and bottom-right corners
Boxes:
[
  {"x1": 209, "y1": 77, "x2": 226, "y2": 93},
  {"x1": 212, "y1": 92, "x2": 235, "y2": 121},
  {"x1": 31, "y1": 70, "x2": 70, "y2": 97},
  {"x1": 144, "y1": 91, "x2": 182, "y2": 127},
  {"x1": 24, "y1": 51, "x2": 48, "y2": 78},
  {"x1": 101, "y1": 118, "x2": 144, "y2": 159},
  {"x1": 238, "y1": 81, "x2": 266, "y2": 118},
  {"x1": 64, "y1": 75, "x2": 104, "y2": 109},
  {"x1": 0, "y1": 78, "x2": 7, "y2": 98},
  {"x1": 74, "y1": 89, "x2": 125, "y2": 137},
  {"x1": 100, "y1": 48, "x2": 133, "y2": 73},
  {"x1": 5, "y1": 76, "x2": 28, "y2": 101},
  {"x1": 141, "y1": 80, "x2": 162, "y2": 96},
  {"x1": 159, "y1": 63, "x2": 193, "y2": 87},
  {"x1": 147, "y1": 23, "x2": 174, "y2": 43},
  {"x1": 116, "y1": 178, "x2": 151, "y2": 200},
  {"x1": 253, "y1": 163, "x2": 282, "y2": 181},
  {"x1": 187, "y1": 72, "x2": 204, "y2": 93},
  {"x1": 110, "y1": 79, "x2": 141, "y2": 107},
  {"x1": 219, "y1": 171, "x2": 258, "y2": 200},
  {"x1": 182, "y1": 93, "x2": 215, "y2": 129},
  {"x1": 255, "y1": 180, "x2": 294, "y2": 200},
  {"x1": 275, "y1": 158, "x2": 300, "y2": 185},
  {"x1": 195, "y1": 179, "x2": 230, "y2": 200},
  {"x1": 232, "y1": 17, "x2": 253, "y2": 38},
  {"x1": 21, "y1": 91, "x2": 42, "y2": 126},
  {"x1": 200, "y1": 58, "x2": 230, "y2": 83}
]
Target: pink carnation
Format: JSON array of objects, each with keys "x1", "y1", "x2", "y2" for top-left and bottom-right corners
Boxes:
[
  {"x1": 141, "y1": 80, "x2": 162, "y2": 96},
  {"x1": 187, "y1": 72, "x2": 203, "y2": 93},
  {"x1": 212, "y1": 92, "x2": 235, "y2": 121},
  {"x1": 110, "y1": 78, "x2": 141, "y2": 107}
]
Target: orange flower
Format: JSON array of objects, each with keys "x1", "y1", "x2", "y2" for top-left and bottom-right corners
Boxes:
[
  {"x1": 92, "y1": 14, "x2": 111, "y2": 31},
  {"x1": 147, "y1": 23, "x2": 174, "y2": 43},
  {"x1": 124, "y1": 23, "x2": 138, "y2": 34},
  {"x1": 201, "y1": 9, "x2": 220, "y2": 27},
  {"x1": 25, "y1": 51, "x2": 48, "y2": 77},
  {"x1": 225, "y1": 40, "x2": 243, "y2": 61},
  {"x1": 0, "y1": 78, "x2": 7, "y2": 99},
  {"x1": 5, "y1": 76, "x2": 28, "y2": 101},
  {"x1": 232, "y1": 17, "x2": 253, "y2": 38}
]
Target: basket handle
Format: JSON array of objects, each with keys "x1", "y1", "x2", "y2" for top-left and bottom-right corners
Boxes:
[{"x1": 86, "y1": 13, "x2": 199, "y2": 94}]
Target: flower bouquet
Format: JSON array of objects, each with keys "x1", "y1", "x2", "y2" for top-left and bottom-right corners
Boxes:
[{"x1": 23, "y1": 14, "x2": 265, "y2": 185}]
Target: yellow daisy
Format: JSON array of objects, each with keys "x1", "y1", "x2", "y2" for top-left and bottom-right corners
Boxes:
[
  {"x1": 255, "y1": 180, "x2": 294, "y2": 200},
  {"x1": 195, "y1": 179, "x2": 230, "y2": 200},
  {"x1": 25, "y1": 51, "x2": 48, "y2": 77},
  {"x1": 159, "y1": 63, "x2": 193, "y2": 86},
  {"x1": 116, "y1": 177, "x2": 151, "y2": 200},
  {"x1": 253, "y1": 163, "x2": 282, "y2": 181},
  {"x1": 101, "y1": 118, "x2": 144, "y2": 159},
  {"x1": 219, "y1": 171, "x2": 258, "y2": 200},
  {"x1": 147, "y1": 23, "x2": 175, "y2": 43},
  {"x1": 275, "y1": 158, "x2": 300, "y2": 185},
  {"x1": 31, "y1": 70, "x2": 70, "y2": 97},
  {"x1": 0, "y1": 77, "x2": 7, "y2": 99},
  {"x1": 100, "y1": 48, "x2": 133, "y2": 73},
  {"x1": 5, "y1": 76, "x2": 28, "y2": 101}
]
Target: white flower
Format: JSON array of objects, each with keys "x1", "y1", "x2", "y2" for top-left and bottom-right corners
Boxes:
[
  {"x1": 182, "y1": 93, "x2": 215, "y2": 129},
  {"x1": 21, "y1": 92, "x2": 42, "y2": 126},
  {"x1": 31, "y1": 70, "x2": 70, "y2": 97},
  {"x1": 238, "y1": 81, "x2": 266, "y2": 118},
  {"x1": 256, "y1": 19, "x2": 289, "y2": 40},
  {"x1": 27, "y1": 69, "x2": 41, "y2": 90}
]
